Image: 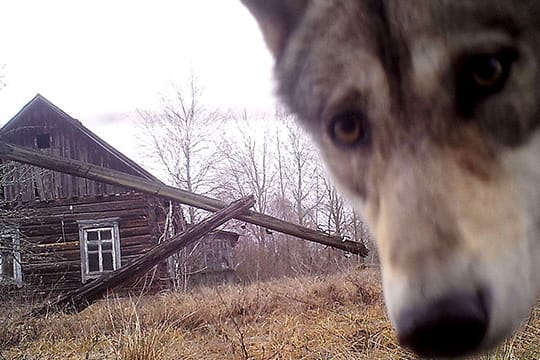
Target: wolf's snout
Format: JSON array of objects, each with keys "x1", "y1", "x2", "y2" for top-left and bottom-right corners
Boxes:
[{"x1": 396, "y1": 291, "x2": 489, "y2": 357}]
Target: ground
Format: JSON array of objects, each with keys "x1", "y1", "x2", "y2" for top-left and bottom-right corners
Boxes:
[{"x1": 1, "y1": 268, "x2": 539, "y2": 359}]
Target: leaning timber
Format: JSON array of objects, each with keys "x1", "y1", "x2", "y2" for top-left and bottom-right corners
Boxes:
[
  {"x1": 0, "y1": 141, "x2": 368, "y2": 256},
  {"x1": 33, "y1": 196, "x2": 256, "y2": 314}
]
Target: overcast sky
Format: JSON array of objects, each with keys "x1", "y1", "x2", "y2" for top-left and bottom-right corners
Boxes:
[{"x1": 0, "y1": 0, "x2": 277, "y2": 158}]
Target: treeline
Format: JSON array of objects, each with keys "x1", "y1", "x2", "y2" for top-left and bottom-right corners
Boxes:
[{"x1": 136, "y1": 78, "x2": 377, "y2": 283}]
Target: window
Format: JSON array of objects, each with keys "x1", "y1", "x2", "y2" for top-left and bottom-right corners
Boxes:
[
  {"x1": 78, "y1": 219, "x2": 121, "y2": 283},
  {"x1": 0, "y1": 229, "x2": 22, "y2": 286},
  {"x1": 35, "y1": 133, "x2": 51, "y2": 149}
]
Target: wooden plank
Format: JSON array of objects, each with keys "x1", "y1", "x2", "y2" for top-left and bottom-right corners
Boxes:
[
  {"x1": 26, "y1": 237, "x2": 155, "y2": 259},
  {"x1": 32, "y1": 195, "x2": 255, "y2": 314},
  {"x1": 24, "y1": 259, "x2": 80, "y2": 272},
  {"x1": 20, "y1": 217, "x2": 149, "y2": 239},
  {"x1": 31, "y1": 241, "x2": 79, "y2": 250},
  {"x1": 21, "y1": 208, "x2": 147, "y2": 225},
  {"x1": 25, "y1": 234, "x2": 68, "y2": 245},
  {"x1": 0, "y1": 141, "x2": 368, "y2": 256},
  {"x1": 120, "y1": 235, "x2": 155, "y2": 247},
  {"x1": 31, "y1": 197, "x2": 148, "y2": 214}
]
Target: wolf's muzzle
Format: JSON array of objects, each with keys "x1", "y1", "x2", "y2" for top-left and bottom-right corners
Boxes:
[{"x1": 396, "y1": 290, "x2": 489, "y2": 357}]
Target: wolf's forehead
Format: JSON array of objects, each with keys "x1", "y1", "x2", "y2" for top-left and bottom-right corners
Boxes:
[{"x1": 276, "y1": 0, "x2": 537, "y2": 128}]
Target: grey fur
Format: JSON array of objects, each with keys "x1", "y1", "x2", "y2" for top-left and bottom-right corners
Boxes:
[{"x1": 241, "y1": 0, "x2": 540, "y2": 357}]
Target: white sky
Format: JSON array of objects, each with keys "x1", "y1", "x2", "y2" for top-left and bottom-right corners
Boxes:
[{"x1": 0, "y1": 0, "x2": 277, "y2": 159}]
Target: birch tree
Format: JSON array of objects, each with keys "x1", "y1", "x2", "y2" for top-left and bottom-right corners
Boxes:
[
  {"x1": 216, "y1": 111, "x2": 276, "y2": 247},
  {"x1": 137, "y1": 74, "x2": 225, "y2": 223}
]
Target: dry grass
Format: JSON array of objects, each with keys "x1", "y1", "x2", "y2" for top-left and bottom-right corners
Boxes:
[{"x1": 1, "y1": 268, "x2": 539, "y2": 359}]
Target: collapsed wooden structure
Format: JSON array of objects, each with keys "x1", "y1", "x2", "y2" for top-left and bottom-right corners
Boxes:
[
  {"x1": 0, "y1": 95, "x2": 368, "y2": 312},
  {"x1": 0, "y1": 140, "x2": 368, "y2": 312},
  {"x1": 0, "y1": 95, "x2": 239, "y2": 295}
]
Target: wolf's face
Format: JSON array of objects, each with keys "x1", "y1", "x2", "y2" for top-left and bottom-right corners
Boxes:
[{"x1": 241, "y1": 0, "x2": 540, "y2": 357}]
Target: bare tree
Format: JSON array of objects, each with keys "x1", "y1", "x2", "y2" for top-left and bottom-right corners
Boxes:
[
  {"x1": 136, "y1": 75, "x2": 229, "y2": 288},
  {"x1": 271, "y1": 111, "x2": 330, "y2": 274},
  {"x1": 277, "y1": 114, "x2": 324, "y2": 227},
  {"x1": 212, "y1": 111, "x2": 283, "y2": 281},
  {"x1": 321, "y1": 177, "x2": 347, "y2": 238},
  {"x1": 135, "y1": 91, "x2": 372, "y2": 283},
  {"x1": 216, "y1": 111, "x2": 276, "y2": 245},
  {"x1": 216, "y1": 109, "x2": 372, "y2": 281},
  {"x1": 137, "y1": 74, "x2": 225, "y2": 224},
  {"x1": 349, "y1": 208, "x2": 376, "y2": 264}
]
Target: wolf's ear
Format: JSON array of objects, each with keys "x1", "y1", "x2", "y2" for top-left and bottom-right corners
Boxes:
[{"x1": 240, "y1": 0, "x2": 308, "y2": 59}]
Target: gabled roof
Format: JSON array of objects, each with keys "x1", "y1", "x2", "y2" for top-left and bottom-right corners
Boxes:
[{"x1": 1, "y1": 94, "x2": 161, "y2": 182}]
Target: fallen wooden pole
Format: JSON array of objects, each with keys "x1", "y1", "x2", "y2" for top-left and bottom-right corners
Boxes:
[
  {"x1": 33, "y1": 195, "x2": 256, "y2": 315},
  {"x1": 0, "y1": 141, "x2": 368, "y2": 255}
]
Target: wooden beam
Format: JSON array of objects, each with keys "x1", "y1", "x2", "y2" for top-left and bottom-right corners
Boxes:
[
  {"x1": 33, "y1": 195, "x2": 256, "y2": 314},
  {"x1": 0, "y1": 141, "x2": 368, "y2": 256}
]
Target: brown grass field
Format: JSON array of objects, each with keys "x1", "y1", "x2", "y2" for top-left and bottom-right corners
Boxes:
[{"x1": 1, "y1": 267, "x2": 539, "y2": 359}]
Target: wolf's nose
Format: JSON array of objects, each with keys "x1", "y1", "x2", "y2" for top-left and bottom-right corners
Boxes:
[{"x1": 397, "y1": 292, "x2": 489, "y2": 357}]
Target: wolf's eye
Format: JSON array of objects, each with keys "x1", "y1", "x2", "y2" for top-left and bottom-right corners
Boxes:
[
  {"x1": 457, "y1": 48, "x2": 518, "y2": 115},
  {"x1": 471, "y1": 56, "x2": 504, "y2": 88},
  {"x1": 329, "y1": 109, "x2": 370, "y2": 147}
]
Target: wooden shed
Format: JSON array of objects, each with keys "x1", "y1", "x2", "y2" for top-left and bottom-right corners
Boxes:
[
  {"x1": 0, "y1": 94, "x2": 238, "y2": 296},
  {"x1": 171, "y1": 230, "x2": 240, "y2": 289}
]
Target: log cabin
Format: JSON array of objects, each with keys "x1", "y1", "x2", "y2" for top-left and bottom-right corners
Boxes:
[{"x1": 0, "y1": 94, "x2": 238, "y2": 296}]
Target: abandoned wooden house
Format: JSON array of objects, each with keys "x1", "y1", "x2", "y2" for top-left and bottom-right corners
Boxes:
[{"x1": 0, "y1": 94, "x2": 238, "y2": 295}]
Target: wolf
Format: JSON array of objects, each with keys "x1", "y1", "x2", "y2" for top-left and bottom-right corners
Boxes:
[{"x1": 240, "y1": 0, "x2": 540, "y2": 358}]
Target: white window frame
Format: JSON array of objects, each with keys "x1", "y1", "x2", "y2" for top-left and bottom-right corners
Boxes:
[
  {"x1": 78, "y1": 218, "x2": 121, "y2": 283},
  {"x1": 0, "y1": 228, "x2": 22, "y2": 286}
]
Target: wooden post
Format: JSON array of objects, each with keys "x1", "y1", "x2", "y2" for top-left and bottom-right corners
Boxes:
[
  {"x1": 0, "y1": 141, "x2": 368, "y2": 255},
  {"x1": 32, "y1": 195, "x2": 256, "y2": 315}
]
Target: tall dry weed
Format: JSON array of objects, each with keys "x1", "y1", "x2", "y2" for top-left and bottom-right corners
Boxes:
[{"x1": 1, "y1": 268, "x2": 539, "y2": 359}]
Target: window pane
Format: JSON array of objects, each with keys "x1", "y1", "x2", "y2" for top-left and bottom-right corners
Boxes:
[
  {"x1": 102, "y1": 242, "x2": 112, "y2": 251},
  {"x1": 87, "y1": 231, "x2": 98, "y2": 241},
  {"x1": 102, "y1": 252, "x2": 113, "y2": 271},
  {"x1": 88, "y1": 253, "x2": 99, "y2": 272},
  {"x1": 87, "y1": 243, "x2": 99, "y2": 252},
  {"x1": 100, "y1": 230, "x2": 112, "y2": 240}
]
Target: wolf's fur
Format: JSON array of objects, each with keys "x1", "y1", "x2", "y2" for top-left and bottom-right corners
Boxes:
[{"x1": 241, "y1": 0, "x2": 540, "y2": 357}]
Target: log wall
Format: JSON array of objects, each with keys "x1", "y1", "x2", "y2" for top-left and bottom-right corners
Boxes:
[{"x1": 18, "y1": 193, "x2": 169, "y2": 295}]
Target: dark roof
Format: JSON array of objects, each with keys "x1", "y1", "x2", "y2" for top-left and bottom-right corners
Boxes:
[
  {"x1": 207, "y1": 230, "x2": 240, "y2": 246},
  {"x1": 1, "y1": 94, "x2": 161, "y2": 182}
]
